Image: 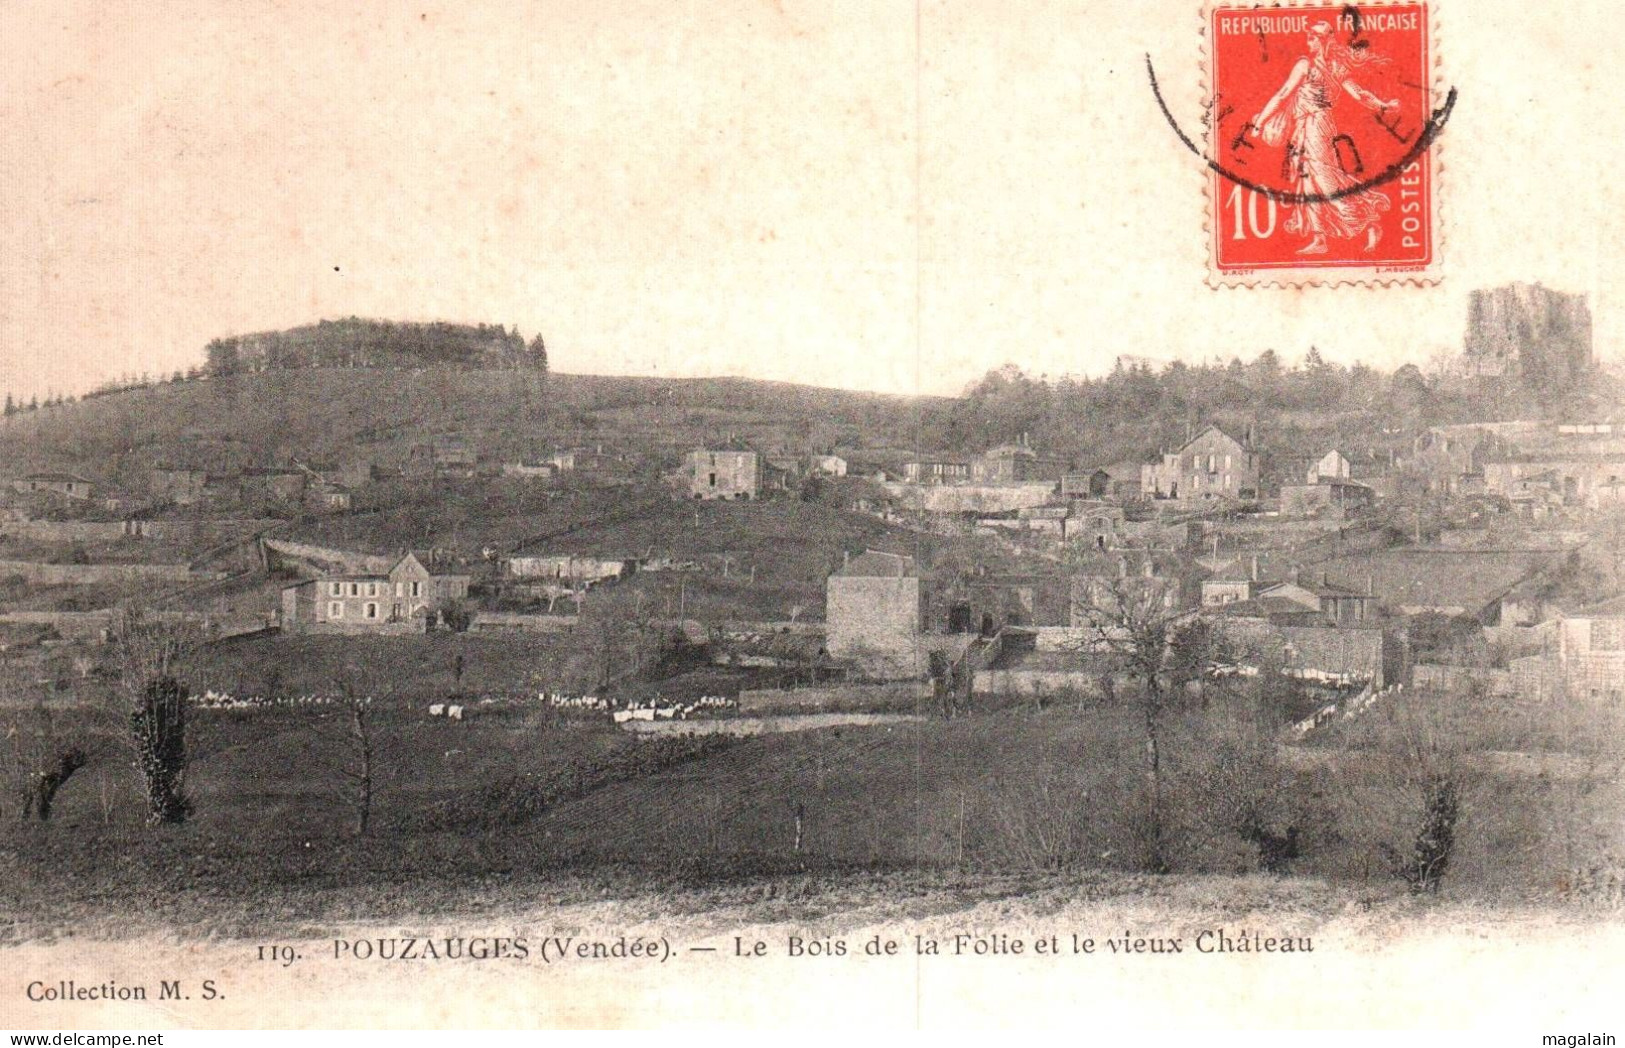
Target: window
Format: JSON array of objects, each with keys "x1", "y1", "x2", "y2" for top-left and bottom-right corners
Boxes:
[
  {"x1": 328, "y1": 601, "x2": 344, "y2": 619},
  {"x1": 330, "y1": 582, "x2": 342, "y2": 597},
  {"x1": 349, "y1": 582, "x2": 359, "y2": 597},
  {"x1": 365, "y1": 603, "x2": 378, "y2": 619},
  {"x1": 395, "y1": 582, "x2": 403, "y2": 597},
  {"x1": 411, "y1": 581, "x2": 421, "y2": 598}
]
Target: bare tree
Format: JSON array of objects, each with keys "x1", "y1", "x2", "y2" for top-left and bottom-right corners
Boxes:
[
  {"x1": 109, "y1": 605, "x2": 205, "y2": 826},
  {"x1": 1339, "y1": 686, "x2": 1476, "y2": 895},
  {"x1": 1070, "y1": 573, "x2": 1212, "y2": 873},
  {"x1": 983, "y1": 767, "x2": 1094, "y2": 870},
  {"x1": 3, "y1": 703, "x2": 91, "y2": 822},
  {"x1": 306, "y1": 679, "x2": 379, "y2": 836},
  {"x1": 1188, "y1": 705, "x2": 1311, "y2": 873}
]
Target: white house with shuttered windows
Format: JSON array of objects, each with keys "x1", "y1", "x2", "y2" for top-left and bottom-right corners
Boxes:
[{"x1": 280, "y1": 552, "x2": 471, "y2": 634}]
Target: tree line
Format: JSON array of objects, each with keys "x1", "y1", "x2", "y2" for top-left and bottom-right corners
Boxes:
[{"x1": 205, "y1": 318, "x2": 548, "y2": 377}]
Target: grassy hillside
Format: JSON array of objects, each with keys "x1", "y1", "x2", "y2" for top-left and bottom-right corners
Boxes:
[
  {"x1": 0, "y1": 368, "x2": 933, "y2": 486},
  {"x1": 5, "y1": 695, "x2": 1618, "y2": 940}
]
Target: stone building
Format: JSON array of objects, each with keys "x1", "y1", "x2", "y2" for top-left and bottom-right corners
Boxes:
[
  {"x1": 687, "y1": 449, "x2": 761, "y2": 500},
  {"x1": 1142, "y1": 426, "x2": 1259, "y2": 500},
  {"x1": 281, "y1": 552, "x2": 471, "y2": 634},
  {"x1": 825, "y1": 550, "x2": 924, "y2": 677}
]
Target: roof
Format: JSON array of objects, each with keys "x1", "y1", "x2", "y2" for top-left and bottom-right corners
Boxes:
[
  {"x1": 1069, "y1": 548, "x2": 1202, "y2": 580},
  {"x1": 1267, "y1": 576, "x2": 1369, "y2": 599},
  {"x1": 1180, "y1": 425, "x2": 1248, "y2": 452},
  {"x1": 1211, "y1": 596, "x2": 1328, "y2": 621},
  {"x1": 1206, "y1": 559, "x2": 1262, "y2": 584},
  {"x1": 20, "y1": 472, "x2": 93, "y2": 484},
  {"x1": 982, "y1": 443, "x2": 1038, "y2": 458},
  {"x1": 1313, "y1": 548, "x2": 1559, "y2": 617},
  {"x1": 835, "y1": 550, "x2": 917, "y2": 578}
]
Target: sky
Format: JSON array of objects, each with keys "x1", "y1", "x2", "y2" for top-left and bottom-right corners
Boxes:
[{"x1": 2, "y1": 0, "x2": 1622, "y2": 402}]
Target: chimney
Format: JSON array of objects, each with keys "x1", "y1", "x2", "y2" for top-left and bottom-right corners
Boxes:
[
  {"x1": 843, "y1": 550, "x2": 850, "y2": 568},
  {"x1": 1367, "y1": 574, "x2": 1374, "y2": 596},
  {"x1": 1250, "y1": 555, "x2": 1259, "y2": 581},
  {"x1": 1321, "y1": 570, "x2": 1329, "y2": 588}
]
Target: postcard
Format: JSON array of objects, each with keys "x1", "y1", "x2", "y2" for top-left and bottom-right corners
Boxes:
[{"x1": 1, "y1": 0, "x2": 1621, "y2": 1033}]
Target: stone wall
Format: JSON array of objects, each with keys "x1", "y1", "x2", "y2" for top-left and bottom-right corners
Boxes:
[
  {"x1": 262, "y1": 538, "x2": 393, "y2": 576},
  {"x1": 1412, "y1": 663, "x2": 1514, "y2": 696},
  {"x1": 0, "y1": 559, "x2": 217, "y2": 585},
  {"x1": 881, "y1": 482, "x2": 1057, "y2": 514},
  {"x1": 737, "y1": 682, "x2": 930, "y2": 712},
  {"x1": 469, "y1": 612, "x2": 580, "y2": 633},
  {"x1": 0, "y1": 518, "x2": 279, "y2": 544}
]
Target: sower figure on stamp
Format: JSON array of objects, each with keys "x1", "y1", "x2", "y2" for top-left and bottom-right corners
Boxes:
[{"x1": 1250, "y1": 21, "x2": 1400, "y2": 255}]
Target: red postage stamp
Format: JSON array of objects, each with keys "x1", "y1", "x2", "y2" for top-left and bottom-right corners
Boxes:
[{"x1": 1204, "y1": 2, "x2": 1440, "y2": 286}]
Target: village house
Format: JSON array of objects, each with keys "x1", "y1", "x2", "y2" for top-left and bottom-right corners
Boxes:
[
  {"x1": 1483, "y1": 452, "x2": 1625, "y2": 511},
  {"x1": 1279, "y1": 478, "x2": 1375, "y2": 518},
  {"x1": 903, "y1": 458, "x2": 971, "y2": 485},
  {"x1": 236, "y1": 466, "x2": 306, "y2": 503},
  {"x1": 1509, "y1": 602, "x2": 1625, "y2": 703},
  {"x1": 407, "y1": 438, "x2": 478, "y2": 479},
  {"x1": 971, "y1": 439, "x2": 1069, "y2": 485},
  {"x1": 305, "y1": 484, "x2": 352, "y2": 512},
  {"x1": 958, "y1": 572, "x2": 1074, "y2": 633},
  {"x1": 554, "y1": 446, "x2": 627, "y2": 480},
  {"x1": 825, "y1": 550, "x2": 925, "y2": 676},
  {"x1": 1221, "y1": 618, "x2": 1402, "y2": 689},
  {"x1": 765, "y1": 454, "x2": 803, "y2": 478},
  {"x1": 11, "y1": 472, "x2": 96, "y2": 501},
  {"x1": 1211, "y1": 572, "x2": 1377, "y2": 628},
  {"x1": 1306, "y1": 449, "x2": 1352, "y2": 483},
  {"x1": 504, "y1": 553, "x2": 635, "y2": 585},
  {"x1": 1142, "y1": 426, "x2": 1260, "y2": 501},
  {"x1": 150, "y1": 466, "x2": 209, "y2": 505},
  {"x1": 1201, "y1": 557, "x2": 1263, "y2": 606},
  {"x1": 1063, "y1": 461, "x2": 1143, "y2": 502},
  {"x1": 761, "y1": 459, "x2": 796, "y2": 494},
  {"x1": 501, "y1": 459, "x2": 558, "y2": 480},
  {"x1": 1068, "y1": 549, "x2": 1207, "y2": 620},
  {"x1": 280, "y1": 551, "x2": 471, "y2": 634},
  {"x1": 1064, "y1": 503, "x2": 1125, "y2": 550},
  {"x1": 687, "y1": 449, "x2": 761, "y2": 499},
  {"x1": 1401, "y1": 426, "x2": 1509, "y2": 496},
  {"x1": 810, "y1": 454, "x2": 848, "y2": 477}
]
